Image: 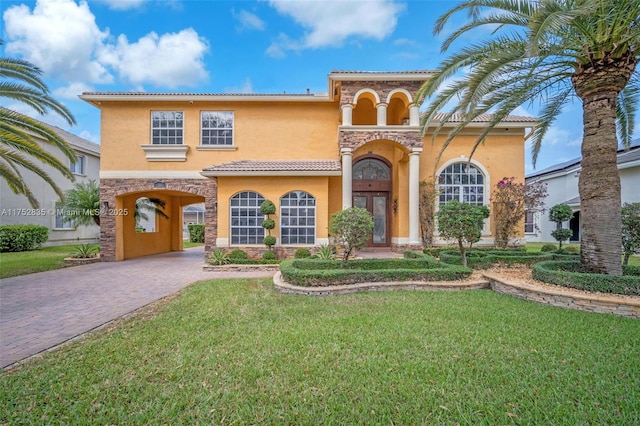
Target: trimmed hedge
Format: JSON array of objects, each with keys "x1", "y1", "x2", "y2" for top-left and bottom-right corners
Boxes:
[
  {"x1": 439, "y1": 250, "x2": 554, "y2": 269},
  {"x1": 0, "y1": 225, "x2": 49, "y2": 252},
  {"x1": 187, "y1": 224, "x2": 204, "y2": 243},
  {"x1": 291, "y1": 256, "x2": 440, "y2": 271},
  {"x1": 280, "y1": 259, "x2": 471, "y2": 287},
  {"x1": 225, "y1": 258, "x2": 280, "y2": 265},
  {"x1": 532, "y1": 261, "x2": 640, "y2": 296}
]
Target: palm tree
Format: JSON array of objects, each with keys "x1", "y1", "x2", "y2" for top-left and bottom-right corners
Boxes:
[
  {"x1": 0, "y1": 39, "x2": 77, "y2": 208},
  {"x1": 62, "y1": 179, "x2": 101, "y2": 226},
  {"x1": 417, "y1": 0, "x2": 639, "y2": 276}
]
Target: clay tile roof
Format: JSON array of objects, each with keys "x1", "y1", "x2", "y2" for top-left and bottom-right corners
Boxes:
[
  {"x1": 202, "y1": 160, "x2": 342, "y2": 176},
  {"x1": 432, "y1": 112, "x2": 538, "y2": 123}
]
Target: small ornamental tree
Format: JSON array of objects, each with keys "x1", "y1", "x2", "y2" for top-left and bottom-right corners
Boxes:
[
  {"x1": 260, "y1": 200, "x2": 276, "y2": 250},
  {"x1": 549, "y1": 203, "x2": 573, "y2": 251},
  {"x1": 622, "y1": 202, "x2": 640, "y2": 266},
  {"x1": 437, "y1": 200, "x2": 490, "y2": 267},
  {"x1": 493, "y1": 177, "x2": 548, "y2": 248},
  {"x1": 329, "y1": 207, "x2": 374, "y2": 263}
]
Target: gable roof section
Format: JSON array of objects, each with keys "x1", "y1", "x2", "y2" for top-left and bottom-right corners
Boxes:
[
  {"x1": 527, "y1": 141, "x2": 640, "y2": 180},
  {"x1": 201, "y1": 160, "x2": 342, "y2": 177}
]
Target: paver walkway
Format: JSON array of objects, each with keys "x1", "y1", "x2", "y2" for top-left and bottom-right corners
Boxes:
[{"x1": 0, "y1": 247, "x2": 273, "y2": 369}]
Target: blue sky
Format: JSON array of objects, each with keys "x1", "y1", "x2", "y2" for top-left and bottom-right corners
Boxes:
[{"x1": 1, "y1": 0, "x2": 632, "y2": 174}]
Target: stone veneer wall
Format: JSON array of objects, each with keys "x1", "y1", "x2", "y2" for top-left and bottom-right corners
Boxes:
[
  {"x1": 339, "y1": 129, "x2": 423, "y2": 152},
  {"x1": 100, "y1": 178, "x2": 217, "y2": 262},
  {"x1": 339, "y1": 80, "x2": 425, "y2": 106}
]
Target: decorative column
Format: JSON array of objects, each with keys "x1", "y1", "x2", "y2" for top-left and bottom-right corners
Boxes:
[
  {"x1": 376, "y1": 102, "x2": 387, "y2": 126},
  {"x1": 341, "y1": 148, "x2": 353, "y2": 209},
  {"x1": 409, "y1": 104, "x2": 420, "y2": 126},
  {"x1": 341, "y1": 104, "x2": 353, "y2": 126},
  {"x1": 409, "y1": 148, "x2": 423, "y2": 244}
]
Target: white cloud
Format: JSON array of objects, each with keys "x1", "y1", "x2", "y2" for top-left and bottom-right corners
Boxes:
[
  {"x1": 92, "y1": 0, "x2": 148, "y2": 10},
  {"x1": 53, "y1": 82, "x2": 95, "y2": 100},
  {"x1": 3, "y1": 0, "x2": 209, "y2": 90},
  {"x1": 3, "y1": 0, "x2": 112, "y2": 84},
  {"x1": 542, "y1": 125, "x2": 581, "y2": 147},
  {"x1": 233, "y1": 9, "x2": 266, "y2": 31},
  {"x1": 225, "y1": 78, "x2": 254, "y2": 94},
  {"x1": 99, "y1": 29, "x2": 209, "y2": 89},
  {"x1": 266, "y1": 0, "x2": 405, "y2": 55}
]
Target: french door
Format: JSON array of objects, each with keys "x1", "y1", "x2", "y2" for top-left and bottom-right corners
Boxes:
[{"x1": 353, "y1": 192, "x2": 389, "y2": 247}]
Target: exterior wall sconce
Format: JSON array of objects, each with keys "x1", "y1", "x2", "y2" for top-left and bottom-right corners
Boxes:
[
  {"x1": 101, "y1": 201, "x2": 109, "y2": 211},
  {"x1": 212, "y1": 201, "x2": 217, "y2": 213},
  {"x1": 154, "y1": 181, "x2": 166, "y2": 189},
  {"x1": 393, "y1": 198, "x2": 398, "y2": 215}
]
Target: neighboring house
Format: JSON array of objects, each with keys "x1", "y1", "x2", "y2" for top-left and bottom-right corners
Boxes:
[
  {"x1": 525, "y1": 142, "x2": 640, "y2": 243},
  {"x1": 80, "y1": 70, "x2": 535, "y2": 261},
  {"x1": 0, "y1": 121, "x2": 101, "y2": 246}
]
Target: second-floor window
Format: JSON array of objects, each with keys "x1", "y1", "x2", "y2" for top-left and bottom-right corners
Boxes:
[
  {"x1": 70, "y1": 155, "x2": 85, "y2": 175},
  {"x1": 151, "y1": 111, "x2": 183, "y2": 145},
  {"x1": 201, "y1": 111, "x2": 233, "y2": 146}
]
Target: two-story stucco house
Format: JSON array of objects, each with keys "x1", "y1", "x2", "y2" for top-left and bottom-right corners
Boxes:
[
  {"x1": 0, "y1": 121, "x2": 101, "y2": 246},
  {"x1": 80, "y1": 70, "x2": 535, "y2": 262},
  {"x1": 525, "y1": 142, "x2": 640, "y2": 243}
]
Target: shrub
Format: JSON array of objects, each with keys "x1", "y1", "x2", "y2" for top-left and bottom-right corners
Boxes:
[
  {"x1": 562, "y1": 245, "x2": 580, "y2": 254},
  {"x1": 439, "y1": 249, "x2": 554, "y2": 269},
  {"x1": 437, "y1": 200, "x2": 490, "y2": 267},
  {"x1": 532, "y1": 261, "x2": 640, "y2": 296},
  {"x1": 316, "y1": 244, "x2": 336, "y2": 260},
  {"x1": 187, "y1": 224, "x2": 205, "y2": 243},
  {"x1": 329, "y1": 207, "x2": 374, "y2": 262},
  {"x1": 262, "y1": 250, "x2": 277, "y2": 261},
  {"x1": 208, "y1": 249, "x2": 229, "y2": 265},
  {"x1": 0, "y1": 225, "x2": 49, "y2": 252},
  {"x1": 540, "y1": 243, "x2": 557, "y2": 252},
  {"x1": 280, "y1": 259, "x2": 471, "y2": 287},
  {"x1": 263, "y1": 235, "x2": 277, "y2": 248},
  {"x1": 228, "y1": 249, "x2": 248, "y2": 259},
  {"x1": 70, "y1": 244, "x2": 98, "y2": 259},
  {"x1": 294, "y1": 248, "x2": 312, "y2": 259}
]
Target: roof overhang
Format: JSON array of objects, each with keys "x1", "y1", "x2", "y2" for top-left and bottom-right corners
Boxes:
[{"x1": 201, "y1": 160, "x2": 342, "y2": 177}]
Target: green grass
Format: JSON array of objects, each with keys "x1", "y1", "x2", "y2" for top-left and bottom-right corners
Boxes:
[
  {"x1": 0, "y1": 245, "x2": 78, "y2": 279},
  {"x1": 183, "y1": 241, "x2": 204, "y2": 249},
  {"x1": 2, "y1": 279, "x2": 639, "y2": 424},
  {"x1": 525, "y1": 242, "x2": 640, "y2": 266}
]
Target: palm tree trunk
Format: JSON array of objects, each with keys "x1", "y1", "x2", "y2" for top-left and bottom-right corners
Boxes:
[{"x1": 577, "y1": 89, "x2": 622, "y2": 275}]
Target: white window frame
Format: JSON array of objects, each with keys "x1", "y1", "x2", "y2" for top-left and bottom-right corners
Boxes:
[
  {"x1": 151, "y1": 111, "x2": 184, "y2": 145},
  {"x1": 201, "y1": 111, "x2": 234, "y2": 146},
  {"x1": 280, "y1": 191, "x2": 316, "y2": 245},
  {"x1": 525, "y1": 210, "x2": 537, "y2": 234},
  {"x1": 53, "y1": 202, "x2": 74, "y2": 230},
  {"x1": 70, "y1": 155, "x2": 85, "y2": 175},
  {"x1": 230, "y1": 191, "x2": 265, "y2": 245}
]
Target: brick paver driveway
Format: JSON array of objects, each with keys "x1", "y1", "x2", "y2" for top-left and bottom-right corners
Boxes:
[{"x1": 0, "y1": 247, "x2": 273, "y2": 369}]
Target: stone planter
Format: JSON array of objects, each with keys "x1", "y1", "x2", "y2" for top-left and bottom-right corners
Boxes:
[{"x1": 63, "y1": 254, "x2": 101, "y2": 266}]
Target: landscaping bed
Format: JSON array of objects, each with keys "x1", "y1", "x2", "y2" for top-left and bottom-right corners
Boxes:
[{"x1": 279, "y1": 257, "x2": 471, "y2": 287}]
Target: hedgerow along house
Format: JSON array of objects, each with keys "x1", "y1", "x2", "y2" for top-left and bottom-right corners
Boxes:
[{"x1": 80, "y1": 70, "x2": 535, "y2": 262}]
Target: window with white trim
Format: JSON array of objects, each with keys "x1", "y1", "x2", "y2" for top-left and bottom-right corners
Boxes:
[
  {"x1": 525, "y1": 210, "x2": 536, "y2": 233},
  {"x1": 70, "y1": 155, "x2": 85, "y2": 175},
  {"x1": 438, "y1": 162, "x2": 485, "y2": 206},
  {"x1": 54, "y1": 202, "x2": 74, "y2": 229},
  {"x1": 280, "y1": 191, "x2": 315, "y2": 245},
  {"x1": 151, "y1": 111, "x2": 183, "y2": 145},
  {"x1": 201, "y1": 111, "x2": 233, "y2": 146},
  {"x1": 230, "y1": 191, "x2": 265, "y2": 244}
]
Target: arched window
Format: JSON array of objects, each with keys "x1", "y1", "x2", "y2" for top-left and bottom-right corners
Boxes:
[
  {"x1": 438, "y1": 163, "x2": 485, "y2": 206},
  {"x1": 280, "y1": 191, "x2": 316, "y2": 245},
  {"x1": 353, "y1": 158, "x2": 390, "y2": 180},
  {"x1": 230, "y1": 191, "x2": 265, "y2": 244}
]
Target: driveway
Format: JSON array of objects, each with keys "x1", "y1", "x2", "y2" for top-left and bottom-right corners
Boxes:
[{"x1": 0, "y1": 247, "x2": 274, "y2": 369}]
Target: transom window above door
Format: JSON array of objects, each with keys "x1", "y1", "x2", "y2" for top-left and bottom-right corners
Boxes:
[
  {"x1": 353, "y1": 158, "x2": 390, "y2": 180},
  {"x1": 438, "y1": 162, "x2": 485, "y2": 206}
]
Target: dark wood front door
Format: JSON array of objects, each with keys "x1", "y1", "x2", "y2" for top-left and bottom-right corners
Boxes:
[{"x1": 353, "y1": 192, "x2": 390, "y2": 247}]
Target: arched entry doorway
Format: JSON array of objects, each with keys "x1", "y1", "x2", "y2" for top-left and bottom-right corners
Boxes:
[{"x1": 352, "y1": 156, "x2": 391, "y2": 247}]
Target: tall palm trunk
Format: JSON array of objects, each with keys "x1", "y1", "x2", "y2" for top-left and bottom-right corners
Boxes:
[{"x1": 572, "y1": 55, "x2": 636, "y2": 275}]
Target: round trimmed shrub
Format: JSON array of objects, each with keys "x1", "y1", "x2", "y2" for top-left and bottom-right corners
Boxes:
[
  {"x1": 294, "y1": 248, "x2": 311, "y2": 259},
  {"x1": 562, "y1": 245, "x2": 580, "y2": 254},
  {"x1": 263, "y1": 235, "x2": 277, "y2": 247},
  {"x1": 261, "y1": 218, "x2": 276, "y2": 230},
  {"x1": 262, "y1": 250, "x2": 277, "y2": 261},
  {"x1": 229, "y1": 249, "x2": 248, "y2": 259},
  {"x1": 540, "y1": 243, "x2": 557, "y2": 252}
]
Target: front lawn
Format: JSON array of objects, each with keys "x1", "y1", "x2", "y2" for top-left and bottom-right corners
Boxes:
[
  {"x1": 0, "y1": 245, "x2": 76, "y2": 279},
  {"x1": 2, "y1": 279, "x2": 639, "y2": 424}
]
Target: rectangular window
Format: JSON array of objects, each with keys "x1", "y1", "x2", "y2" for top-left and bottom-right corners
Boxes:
[
  {"x1": 151, "y1": 111, "x2": 184, "y2": 145},
  {"x1": 525, "y1": 210, "x2": 536, "y2": 233},
  {"x1": 70, "y1": 155, "x2": 85, "y2": 175},
  {"x1": 201, "y1": 111, "x2": 234, "y2": 146},
  {"x1": 54, "y1": 202, "x2": 74, "y2": 230}
]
